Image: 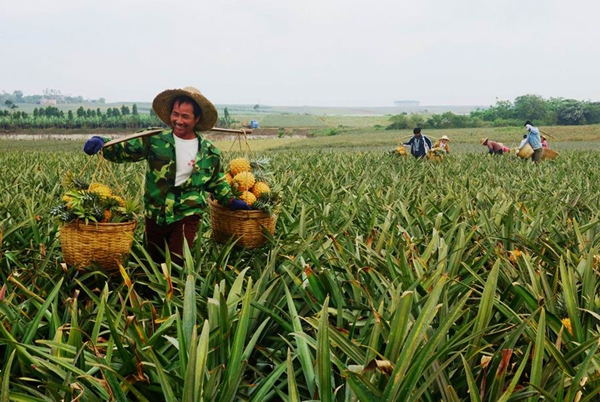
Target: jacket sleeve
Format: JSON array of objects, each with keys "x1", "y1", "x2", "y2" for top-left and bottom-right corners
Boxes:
[
  {"x1": 404, "y1": 137, "x2": 414, "y2": 146},
  {"x1": 425, "y1": 137, "x2": 432, "y2": 148},
  {"x1": 101, "y1": 137, "x2": 149, "y2": 163},
  {"x1": 205, "y1": 150, "x2": 233, "y2": 206}
]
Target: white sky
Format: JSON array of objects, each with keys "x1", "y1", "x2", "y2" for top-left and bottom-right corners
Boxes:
[{"x1": 1, "y1": 0, "x2": 599, "y2": 106}]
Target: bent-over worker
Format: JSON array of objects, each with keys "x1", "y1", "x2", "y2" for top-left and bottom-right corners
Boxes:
[{"x1": 481, "y1": 138, "x2": 510, "y2": 155}]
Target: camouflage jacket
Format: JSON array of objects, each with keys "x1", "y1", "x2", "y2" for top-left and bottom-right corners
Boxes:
[{"x1": 101, "y1": 130, "x2": 232, "y2": 225}]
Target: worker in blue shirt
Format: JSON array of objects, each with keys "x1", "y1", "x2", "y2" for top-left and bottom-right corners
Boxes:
[
  {"x1": 522, "y1": 120, "x2": 543, "y2": 163},
  {"x1": 404, "y1": 127, "x2": 432, "y2": 158}
]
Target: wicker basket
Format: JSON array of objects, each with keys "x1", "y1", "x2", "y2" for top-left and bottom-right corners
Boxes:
[
  {"x1": 59, "y1": 220, "x2": 136, "y2": 270},
  {"x1": 517, "y1": 143, "x2": 534, "y2": 159},
  {"x1": 209, "y1": 198, "x2": 277, "y2": 248},
  {"x1": 542, "y1": 148, "x2": 559, "y2": 160}
]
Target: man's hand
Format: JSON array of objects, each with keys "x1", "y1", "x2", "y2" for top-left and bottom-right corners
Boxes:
[
  {"x1": 228, "y1": 199, "x2": 252, "y2": 210},
  {"x1": 83, "y1": 136, "x2": 105, "y2": 155}
]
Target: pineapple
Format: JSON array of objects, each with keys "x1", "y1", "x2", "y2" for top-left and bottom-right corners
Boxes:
[
  {"x1": 102, "y1": 209, "x2": 112, "y2": 222},
  {"x1": 251, "y1": 182, "x2": 270, "y2": 197},
  {"x1": 239, "y1": 191, "x2": 257, "y2": 206},
  {"x1": 229, "y1": 158, "x2": 251, "y2": 176},
  {"x1": 224, "y1": 172, "x2": 233, "y2": 184},
  {"x1": 62, "y1": 195, "x2": 75, "y2": 208},
  {"x1": 88, "y1": 182, "x2": 112, "y2": 198},
  {"x1": 111, "y1": 195, "x2": 126, "y2": 207},
  {"x1": 232, "y1": 172, "x2": 255, "y2": 192}
]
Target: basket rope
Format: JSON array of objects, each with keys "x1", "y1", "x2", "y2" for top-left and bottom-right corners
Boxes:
[{"x1": 227, "y1": 128, "x2": 252, "y2": 154}]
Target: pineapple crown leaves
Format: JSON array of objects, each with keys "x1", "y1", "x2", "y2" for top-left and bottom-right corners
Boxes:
[
  {"x1": 60, "y1": 172, "x2": 89, "y2": 191},
  {"x1": 250, "y1": 157, "x2": 271, "y2": 171}
]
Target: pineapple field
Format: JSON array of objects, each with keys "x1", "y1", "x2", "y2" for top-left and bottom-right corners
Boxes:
[{"x1": 0, "y1": 147, "x2": 599, "y2": 401}]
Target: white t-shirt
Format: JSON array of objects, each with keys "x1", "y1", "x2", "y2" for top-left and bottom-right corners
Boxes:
[{"x1": 174, "y1": 136, "x2": 198, "y2": 186}]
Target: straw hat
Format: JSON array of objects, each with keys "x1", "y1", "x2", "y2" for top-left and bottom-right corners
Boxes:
[
  {"x1": 152, "y1": 87, "x2": 218, "y2": 132},
  {"x1": 480, "y1": 138, "x2": 488, "y2": 145},
  {"x1": 440, "y1": 135, "x2": 450, "y2": 141}
]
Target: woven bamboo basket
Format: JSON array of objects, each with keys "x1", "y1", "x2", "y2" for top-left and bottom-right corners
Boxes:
[
  {"x1": 59, "y1": 220, "x2": 136, "y2": 270},
  {"x1": 517, "y1": 143, "x2": 534, "y2": 159},
  {"x1": 542, "y1": 148, "x2": 559, "y2": 160},
  {"x1": 209, "y1": 198, "x2": 277, "y2": 248}
]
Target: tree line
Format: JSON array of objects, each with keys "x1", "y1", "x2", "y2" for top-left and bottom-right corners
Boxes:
[
  {"x1": 1, "y1": 104, "x2": 238, "y2": 130},
  {"x1": 0, "y1": 104, "x2": 164, "y2": 130},
  {"x1": 386, "y1": 95, "x2": 600, "y2": 130}
]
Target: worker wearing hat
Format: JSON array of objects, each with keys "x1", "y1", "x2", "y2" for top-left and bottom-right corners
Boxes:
[
  {"x1": 481, "y1": 138, "x2": 510, "y2": 155},
  {"x1": 434, "y1": 135, "x2": 451, "y2": 153},
  {"x1": 83, "y1": 87, "x2": 249, "y2": 263}
]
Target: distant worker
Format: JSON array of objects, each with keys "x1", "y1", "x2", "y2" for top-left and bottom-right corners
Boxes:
[
  {"x1": 481, "y1": 138, "x2": 510, "y2": 155},
  {"x1": 521, "y1": 120, "x2": 543, "y2": 163},
  {"x1": 434, "y1": 135, "x2": 450, "y2": 153},
  {"x1": 541, "y1": 135, "x2": 549, "y2": 149},
  {"x1": 404, "y1": 127, "x2": 432, "y2": 158}
]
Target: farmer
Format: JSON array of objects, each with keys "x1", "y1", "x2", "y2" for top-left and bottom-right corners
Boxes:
[
  {"x1": 434, "y1": 135, "x2": 450, "y2": 153},
  {"x1": 404, "y1": 127, "x2": 433, "y2": 158},
  {"x1": 520, "y1": 120, "x2": 543, "y2": 163},
  {"x1": 541, "y1": 135, "x2": 549, "y2": 149},
  {"x1": 481, "y1": 138, "x2": 510, "y2": 155},
  {"x1": 83, "y1": 86, "x2": 249, "y2": 264}
]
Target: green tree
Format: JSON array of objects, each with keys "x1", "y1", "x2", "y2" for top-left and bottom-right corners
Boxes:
[
  {"x1": 76, "y1": 106, "x2": 86, "y2": 118},
  {"x1": 386, "y1": 113, "x2": 410, "y2": 130},
  {"x1": 132, "y1": 104, "x2": 138, "y2": 115},
  {"x1": 583, "y1": 102, "x2": 600, "y2": 124},
  {"x1": 121, "y1": 105, "x2": 130, "y2": 115},
  {"x1": 513, "y1": 94, "x2": 547, "y2": 121},
  {"x1": 218, "y1": 107, "x2": 234, "y2": 128},
  {"x1": 67, "y1": 110, "x2": 74, "y2": 120},
  {"x1": 557, "y1": 100, "x2": 586, "y2": 125}
]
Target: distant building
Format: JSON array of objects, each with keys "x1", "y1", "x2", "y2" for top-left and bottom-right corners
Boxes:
[{"x1": 394, "y1": 100, "x2": 420, "y2": 106}]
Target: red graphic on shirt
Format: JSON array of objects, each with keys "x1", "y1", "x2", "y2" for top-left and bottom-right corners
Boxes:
[{"x1": 187, "y1": 159, "x2": 195, "y2": 167}]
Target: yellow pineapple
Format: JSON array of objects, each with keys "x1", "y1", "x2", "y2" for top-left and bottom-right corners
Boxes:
[
  {"x1": 239, "y1": 191, "x2": 257, "y2": 206},
  {"x1": 111, "y1": 195, "x2": 126, "y2": 207},
  {"x1": 62, "y1": 195, "x2": 74, "y2": 208},
  {"x1": 561, "y1": 318, "x2": 573, "y2": 335},
  {"x1": 102, "y1": 209, "x2": 112, "y2": 222},
  {"x1": 224, "y1": 172, "x2": 233, "y2": 184},
  {"x1": 229, "y1": 158, "x2": 251, "y2": 176},
  {"x1": 232, "y1": 172, "x2": 256, "y2": 192},
  {"x1": 251, "y1": 181, "x2": 270, "y2": 197},
  {"x1": 88, "y1": 182, "x2": 112, "y2": 198}
]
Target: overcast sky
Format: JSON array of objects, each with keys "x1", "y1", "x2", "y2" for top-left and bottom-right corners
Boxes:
[{"x1": 1, "y1": 0, "x2": 599, "y2": 106}]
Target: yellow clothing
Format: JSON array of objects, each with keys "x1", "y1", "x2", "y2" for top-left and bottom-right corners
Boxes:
[{"x1": 434, "y1": 140, "x2": 450, "y2": 153}]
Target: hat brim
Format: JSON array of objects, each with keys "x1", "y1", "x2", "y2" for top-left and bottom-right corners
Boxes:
[{"x1": 152, "y1": 88, "x2": 218, "y2": 132}]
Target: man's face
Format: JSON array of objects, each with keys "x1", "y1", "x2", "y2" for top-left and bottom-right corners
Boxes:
[{"x1": 170, "y1": 101, "x2": 200, "y2": 138}]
